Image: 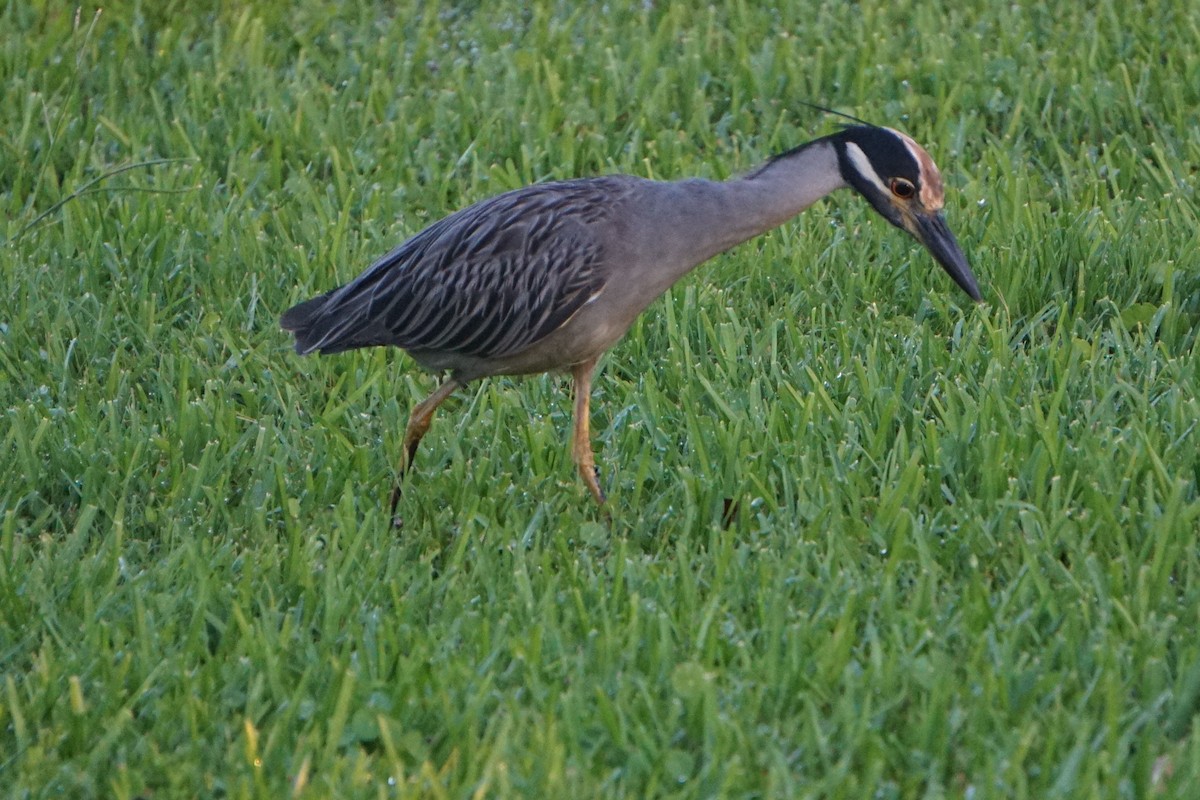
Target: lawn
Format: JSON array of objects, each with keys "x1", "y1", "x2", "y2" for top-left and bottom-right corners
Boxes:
[{"x1": 2, "y1": 0, "x2": 1199, "y2": 797}]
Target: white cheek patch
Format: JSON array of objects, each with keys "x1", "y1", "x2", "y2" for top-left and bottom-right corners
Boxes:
[{"x1": 845, "y1": 142, "x2": 890, "y2": 196}]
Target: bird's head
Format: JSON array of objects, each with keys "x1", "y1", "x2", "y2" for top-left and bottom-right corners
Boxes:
[{"x1": 832, "y1": 125, "x2": 982, "y2": 302}]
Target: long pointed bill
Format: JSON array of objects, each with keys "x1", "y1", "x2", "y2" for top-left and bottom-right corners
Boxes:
[{"x1": 914, "y1": 212, "x2": 982, "y2": 302}]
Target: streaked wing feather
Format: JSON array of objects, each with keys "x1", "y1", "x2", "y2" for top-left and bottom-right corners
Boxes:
[{"x1": 293, "y1": 177, "x2": 625, "y2": 358}]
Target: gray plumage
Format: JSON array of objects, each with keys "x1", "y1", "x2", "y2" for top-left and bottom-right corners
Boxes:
[
  {"x1": 283, "y1": 179, "x2": 620, "y2": 365},
  {"x1": 282, "y1": 125, "x2": 982, "y2": 518}
]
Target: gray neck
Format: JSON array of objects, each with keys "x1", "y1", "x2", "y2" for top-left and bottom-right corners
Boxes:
[
  {"x1": 648, "y1": 140, "x2": 848, "y2": 278},
  {"x1": 613, "y1": 140, "x2": 848, "y2": 311},
  {"x1": 712, "y1": 139, "x2": 847, "y2": 250},
  {"x1": 743, "y1": 140, "x2": 846, "y2": 223}
]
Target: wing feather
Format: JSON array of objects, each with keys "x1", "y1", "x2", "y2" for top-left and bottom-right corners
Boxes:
[{"x1": 283, "y1": 177, "x2": 629, "y2": 358}]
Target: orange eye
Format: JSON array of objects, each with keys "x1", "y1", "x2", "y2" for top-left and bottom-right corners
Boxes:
[{"x1": 890, "y1": 178, "x2": 916, "y2": 199}]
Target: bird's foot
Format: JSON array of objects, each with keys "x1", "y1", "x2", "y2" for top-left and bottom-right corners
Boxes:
[{"x1": 389, "y1": 483, "x2": 405, "y2": 529}]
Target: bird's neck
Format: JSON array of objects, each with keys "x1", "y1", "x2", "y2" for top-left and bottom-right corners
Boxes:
[
  {"x1": 724, "y1": 139, "x2": 847, "y2": 239},
  {"x1": 616, "y1": 141, "x2": 847, "y2": 305},
  {"x1": 658, "y1": 140, "x2": 847, "y2": 269}
]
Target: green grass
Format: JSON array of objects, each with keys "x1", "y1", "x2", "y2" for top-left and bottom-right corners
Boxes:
[{"x1": 2, "y1": 0, "x2": 1199, "y2": 796}]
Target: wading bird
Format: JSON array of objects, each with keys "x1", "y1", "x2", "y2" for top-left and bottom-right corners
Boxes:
[{"x1": 282, "y1": 122, "x2": 982, "y2": 520}]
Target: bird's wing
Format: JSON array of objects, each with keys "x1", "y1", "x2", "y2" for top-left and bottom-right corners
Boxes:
[{"x1": 290, "y1": 178, "x2": 627, "y2": 358}]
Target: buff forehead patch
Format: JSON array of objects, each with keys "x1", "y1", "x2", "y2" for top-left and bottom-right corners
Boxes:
[{"x1": 888, "y1": 128, "x2": 945, "y2": 210}]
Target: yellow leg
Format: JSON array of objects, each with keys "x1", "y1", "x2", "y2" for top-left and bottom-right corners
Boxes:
[
  {"x1": 390, "y1": 377, "x2": 461, "y2": 524},
  {"x1": 571, "y1": 357, "x2": 606, "y2": 506}
]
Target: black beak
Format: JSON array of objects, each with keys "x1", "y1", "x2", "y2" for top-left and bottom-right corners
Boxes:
[{"x1": 914, "y1": 212, "x2": 982, "y2": 302}]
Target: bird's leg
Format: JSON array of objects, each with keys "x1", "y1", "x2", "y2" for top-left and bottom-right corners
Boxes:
[
  {"x1": 390, "y1": 377, "x2": 461, "y2": 524},
  {"x1": 570, "y1": 357, "x2": 606, "y2": 506}
]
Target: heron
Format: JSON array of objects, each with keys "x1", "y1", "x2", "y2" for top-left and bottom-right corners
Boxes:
[{"x1": 282, "y1": 122, "x2": 981, "y2": 520}]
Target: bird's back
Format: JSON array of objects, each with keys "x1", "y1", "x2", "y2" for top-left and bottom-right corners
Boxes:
[{"x1": 281, "y1": 176, "x2": 638, "y2": 362}]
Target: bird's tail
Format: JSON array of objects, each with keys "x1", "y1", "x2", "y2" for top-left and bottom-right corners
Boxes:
[{"x1": 280, "y1": 292, "x2": 336, "y2": 354}]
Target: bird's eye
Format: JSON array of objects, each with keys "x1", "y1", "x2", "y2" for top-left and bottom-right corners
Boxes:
[{"x1": 890, "y1": 178, "x2": 916, "y2": 199}]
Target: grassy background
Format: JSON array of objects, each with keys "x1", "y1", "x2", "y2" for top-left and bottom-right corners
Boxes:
[{"x1": 2, "y1": 0, "x2": 1199, "y2": 796}]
